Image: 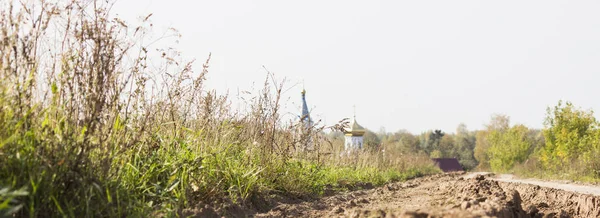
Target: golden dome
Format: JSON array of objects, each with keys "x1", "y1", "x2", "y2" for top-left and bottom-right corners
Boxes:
[{"x1": 345, "y1": 118, "x2": 366, "y2": 136}]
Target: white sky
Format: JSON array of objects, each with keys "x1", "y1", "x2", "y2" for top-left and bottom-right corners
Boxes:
[{"x1": 112, "y1": 0, "x2": 600, "y2": 134}]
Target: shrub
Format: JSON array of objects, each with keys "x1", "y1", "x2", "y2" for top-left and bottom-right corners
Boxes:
[
  {"x1": 540, "y1": 101, "x2": 598, "y2": 172},
  {"x1": 488, "y1": 125, "x2": 533, "y2": 172}
]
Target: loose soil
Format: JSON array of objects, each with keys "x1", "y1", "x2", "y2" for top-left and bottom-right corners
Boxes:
[{"x1": 252, "y1": 172, "x2": 600, "y2": 218}]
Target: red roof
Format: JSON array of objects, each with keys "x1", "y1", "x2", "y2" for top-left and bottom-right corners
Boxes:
[{"x1": 431, "y1": 158, "x2": 463, "y2": 172}]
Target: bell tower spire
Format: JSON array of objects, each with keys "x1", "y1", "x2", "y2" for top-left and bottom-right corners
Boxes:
[
  {"x1": 300, "y1": 85, "x2": 311, "y2": 126},
  {"x1": 299, "y1": 83, "x2": 313, "y2": 151}
]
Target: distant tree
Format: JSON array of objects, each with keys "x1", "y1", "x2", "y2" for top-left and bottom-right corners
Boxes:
[
  {"x1": 474, "y1": 131, "x2": 490, "y2": 169},
  {"x1": 417, "y1": 129, "x2": 444, "y2": 154},
  {"x1": 527, "y1": 129, "x2": 545, "y2": 155},
  {"x1": 429, "y1": 129, "x2": 445, "y2": 152},
  {"x1": 488, "y1": 124, "x2": 533, "y2": 172},
  {"x1": 382, "y1": 130, "x2": 419, "y2": 153},
  {"x1": 363, "y1": 129, "x2": 381, "y2": 151},
  {"x1": 540, "y1": 101, "x2": 599, "y2": 171},
  {"x1": 474, "y1": 114, "x2": 510, "y2": 169},
  {"x1": 377, "y1": 126, "x2": 387, "y2": 141},
  {"x1": 486, "y1": 114, "x2": 510, "y2": 131},
  {"x1": 432, "y1": 129, "x2": 445, "y2": 140},
  {"x1": 418, "y1": 131, "x2": 432, "y2": 152},
  {"x1": 439, "y1": 135, "x2": 455, "y2": 157},
  {"x1": 430, "y1": 150, "x2": 443, "y2": 158},
  {"x1": 458, "y1": 149, "x2": 478, "y2": 170},
  {"x1": 327, "y1": 130, "x2": 344, "y2": 140},
  {"x1": 454, "y1": 123, "x2": 478, "y2": 170},
  {"x1": 456, "y1": 123, "x2": 469, "y2": 137},
  {"x1": 396, "y1": 131, "x2": 419, "y2": 153}
]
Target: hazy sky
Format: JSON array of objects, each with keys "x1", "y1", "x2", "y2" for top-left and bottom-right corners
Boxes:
[{"x1": 112, "y1": 0, "x2": 600, "y2": 134}]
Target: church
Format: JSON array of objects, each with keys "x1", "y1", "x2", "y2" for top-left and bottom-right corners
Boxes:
[
  {"x1": 300, "y1": 87, "x2": 365, "y2": 152},
  {"x1": 344, "y1": 114, "x2": 366, "y2": 150}
]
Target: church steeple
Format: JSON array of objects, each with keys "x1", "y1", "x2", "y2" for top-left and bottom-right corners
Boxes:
[
  {"x1": 299, "y1": 87, "x2": 314, "y2": 152},
  {"x1": 300, "y1": 88, "x2": 311, "y2": 125}
]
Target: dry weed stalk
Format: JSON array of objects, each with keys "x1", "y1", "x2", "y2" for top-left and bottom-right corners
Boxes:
[{"x1": 0, "y1": 0, "x2": 437, "y2": 216}]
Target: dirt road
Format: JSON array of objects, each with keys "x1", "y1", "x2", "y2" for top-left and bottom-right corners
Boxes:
[
  {"x1": 255, "y1": 172, "x2": 600, "y2": 218},
  {"x1": 488, "y1": 173, "x2": 600, "y2": 196}
]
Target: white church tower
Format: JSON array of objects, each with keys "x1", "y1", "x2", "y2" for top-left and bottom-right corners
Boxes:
[{"x1": 344, "y1": 114, "x2": 366, "y2": 150}]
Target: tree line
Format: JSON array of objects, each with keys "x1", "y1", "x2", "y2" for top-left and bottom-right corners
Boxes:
[{"x1": 329, "y1": 101, "x2": 600, "y2": 179}]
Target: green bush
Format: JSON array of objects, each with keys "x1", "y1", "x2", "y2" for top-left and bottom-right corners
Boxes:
[
  {"x1": 539, "y1": 101, "x2": 600, "y2": 178},
  {"x1": 540, "y1": 101, "x2": 597, "y2": 167},
  {"x1": 488, "y1": 125, "x2": 533, "y2": 172}
]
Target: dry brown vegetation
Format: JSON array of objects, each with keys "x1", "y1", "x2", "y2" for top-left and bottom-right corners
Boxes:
[{"x1": 0, "y1": 1, "x2": 438, "y2": 217}]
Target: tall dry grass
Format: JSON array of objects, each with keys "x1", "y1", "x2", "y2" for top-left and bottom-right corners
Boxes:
[{"x1": 0, "y1": 0, "x2": 439, "y2": 217}]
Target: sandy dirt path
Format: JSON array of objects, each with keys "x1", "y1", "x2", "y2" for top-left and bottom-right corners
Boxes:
[
  {"x1": 485, "y1": 173, "x2": 600, "y2": 197},
  {"x1": 255, "y1": 172, "x2": 600, "y2": 218}
]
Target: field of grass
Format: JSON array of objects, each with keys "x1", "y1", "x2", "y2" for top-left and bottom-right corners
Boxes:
[{"x1": 0, "y1": 1, "x2": 439, "y2": 217}]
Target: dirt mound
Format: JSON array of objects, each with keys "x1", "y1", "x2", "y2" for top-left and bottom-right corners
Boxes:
[
  {"x1": 441, "y1": 176, "x2": 529, "y2": 218},
  {"x1": 500, "y1": 182, "x2": 600, "y2": 217},
  {"x1": 254, "y1": 173, "x2": 600, "y2": 218}
]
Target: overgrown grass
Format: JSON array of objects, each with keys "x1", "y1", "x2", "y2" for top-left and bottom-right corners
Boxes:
[
  {"x1": 0, "y1": 0, "x2": 439, "y2": 217},
  {"x1": 510, "y1": 157, "x2": 600, "y2": 183}
]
